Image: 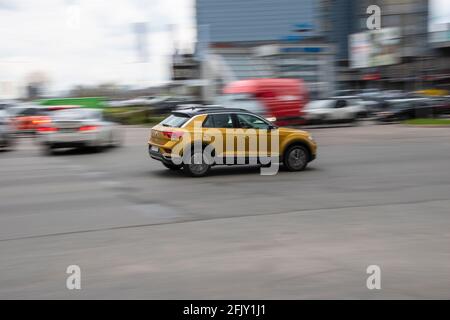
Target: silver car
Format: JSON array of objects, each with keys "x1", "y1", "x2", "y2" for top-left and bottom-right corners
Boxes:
[{"x1": 37, "y1": 108, "x2": 122, "y2": 153}]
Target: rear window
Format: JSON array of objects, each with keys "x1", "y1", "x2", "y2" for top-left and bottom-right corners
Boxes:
[
  {"x1": 52, "y1": 109, "x2": 102, "y2": 120},
  {"x1": 160, "y1": 114, "x2": 190, "y2": 128}
]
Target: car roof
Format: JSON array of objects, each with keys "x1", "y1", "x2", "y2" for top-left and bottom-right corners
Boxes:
[
  {"x1": 173, "y1": 105, "x2": 252, "y2": 117},
  {"x1": 387, "y1": 98, "x2": 426, "y2": 103},
  {"x1": 330, "y1": 96, "x2": 359, "y2": 99}
]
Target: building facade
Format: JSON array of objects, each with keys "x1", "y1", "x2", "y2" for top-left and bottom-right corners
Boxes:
[
  {"x1": 195, "y1": 0, "x2": 449, "y2": 99},
  {"x1": 196, "y1": 0, "x2": 320, "y2": 43},
  {"x1": 348, "y1": 0, "x2": 438, "y2": 90},
  {"x1": 195, "y1": 0, "x2": 336, "y2": 100}
]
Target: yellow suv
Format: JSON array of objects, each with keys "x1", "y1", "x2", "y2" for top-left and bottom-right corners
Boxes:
[{"x1": 148, "y1": 106, "x2": 317, "y2": 177}]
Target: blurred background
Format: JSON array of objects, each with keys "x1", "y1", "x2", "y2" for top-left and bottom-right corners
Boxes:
[{"x1": 2, "y1": 0, "x2": 450, "y2": 299}]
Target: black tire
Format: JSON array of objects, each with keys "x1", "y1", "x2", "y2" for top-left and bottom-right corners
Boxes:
[
  {"x1": 42, "y1": 144, "x2": 55, "y2": 156},
  {"x1": 0, "y1": 142, "x2": 13, "y2": 152},
  {"x1": 89, "y1": 145, "x2": 102, "y2": 153},
  {"x1": 283, "y1": 145, "x2": 309, "y2": 172},
  {"x1": 163, "y1": 162, "x2": 182, "y2": 171},
  {"x1": 183, "y1": 151, "x2": 211, "y2": 177}
]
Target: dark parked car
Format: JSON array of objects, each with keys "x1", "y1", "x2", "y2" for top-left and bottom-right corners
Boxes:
[
  {"x1": 428, "y1": 97, "x2": 450, "y2": 115},
  {"x1": 148, "y1": 96, "x2": 203, "y2": 115},
  {"x1": 375, "y1": 98, "x2": 441, "y2": 122}
]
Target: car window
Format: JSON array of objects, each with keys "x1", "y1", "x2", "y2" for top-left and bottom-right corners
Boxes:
[
  {"x1": 202, "y1": 115, "x2": 215, "y2": 128},
  {"x1": 306, "y1": 100, "x2": 333, "y2": 109},
  {"x1": 52, "y1": 109, "x2": 102, "y2": 121},
  {"x1": 210, "y1": 114, "x2": 234, "y2": 128},
  {"x1": 0, "y1": 110, "x2": 8, "y2": 121},
  {"x1": 335, "y1": 100, "x2": 347, "y2": 108},
  {"x1": 160, "y1": 114, "x2": 190, "y2": 128},
  {"x1": 20, "y1": 108, "x2": 39, "y2": 116},
  {"x1": 236, "y1": 114, "x2": 270, "y2": 130}
]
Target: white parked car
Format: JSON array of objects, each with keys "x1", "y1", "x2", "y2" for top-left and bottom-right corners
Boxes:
[
  {"x1": 37, "y1": 108, "x2": 122, "y2": 153},
  {"x1": 303, "y1": 98, "x2": 365, "y2": 124}
]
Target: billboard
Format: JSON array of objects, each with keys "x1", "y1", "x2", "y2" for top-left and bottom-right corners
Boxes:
[
  {"x1": 429, "y1": 0, "x2": 450, "y2": 46},
  {"x1": 349, "y1": 28, "x2": 400, "y2": 69}
]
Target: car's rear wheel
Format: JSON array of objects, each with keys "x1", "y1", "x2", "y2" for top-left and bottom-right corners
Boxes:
[
  {"x1": 284, "y1": 145, "x2": 309, "y2": 171},
  {"x1": 163, "y1": 162, "x2": 182, "y2": 171},
  {"x1": 42, "y1": 144, "x2": 55, "y2": 155},
  {"x1": 183, "y1": 152, "x2": 211, "y2": 177}
]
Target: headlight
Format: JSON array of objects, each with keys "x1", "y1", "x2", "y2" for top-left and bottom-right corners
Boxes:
[
  {"x1": 266, "y1": 117, "x2": 277, "y2": 122},
  {"x1": 307, "y1": 134, "x2": 315, "y2": 141}
]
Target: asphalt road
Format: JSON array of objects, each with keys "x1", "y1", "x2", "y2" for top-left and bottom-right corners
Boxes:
[{"x1": 1, "y1": 123, "x2": 450, "y2": 299}]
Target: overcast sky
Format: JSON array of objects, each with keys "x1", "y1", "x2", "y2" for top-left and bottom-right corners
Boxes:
[
  {"x1": 0, "y1": 0, "x2": 195, "y2": 95},
  {"x1": 429, "y1": 0, "x2": 450, "y2": 31}
]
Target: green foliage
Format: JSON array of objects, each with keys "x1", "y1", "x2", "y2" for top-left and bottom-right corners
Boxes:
[
  {"x1": 38, "y1": 97, "x2": 106, "y2": 108},
  {"x1": 103, "y1": 107, "x2": 164, "y2": 125},
  {"x1": 404, "y1": 119, "x2": 450, "y2": 126}
]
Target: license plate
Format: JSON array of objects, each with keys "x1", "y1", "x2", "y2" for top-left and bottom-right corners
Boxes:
[{"x1": 151, "y1": 145, "x2": 159, "y2": 152}]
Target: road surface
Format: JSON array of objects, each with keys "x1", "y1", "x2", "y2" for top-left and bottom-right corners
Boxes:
[{"x1": 1, "y1": 124, "x2": 450, "y2": 299}]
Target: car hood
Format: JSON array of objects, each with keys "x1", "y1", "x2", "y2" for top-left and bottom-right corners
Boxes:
[
  {"x1": 277, "y1": 127, "x2": 309, "y2": 137},
  {"x1": 305, "y1": 108, "x2": 329, "y2": 113}
]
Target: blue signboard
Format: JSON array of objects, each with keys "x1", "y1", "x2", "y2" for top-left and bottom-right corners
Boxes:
[{"x1": 281, "y1": 47, "x2": 324, "y2": 53}]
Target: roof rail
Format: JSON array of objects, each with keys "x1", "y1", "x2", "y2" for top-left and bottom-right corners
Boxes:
[
  {"x1": 174, "y1": 104, "x2": 251, "y2": 115},
  {"x1": 176, "y1": 104, "x2": 204, "y2": 110}
]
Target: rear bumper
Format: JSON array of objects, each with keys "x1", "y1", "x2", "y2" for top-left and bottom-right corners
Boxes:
[
  {"x1": 39, "y1": 132, "x2": 99, "y2": 147},
  {"x1": 47, "y1": 142, "x2": 88, "y2": 148},
  {"x1": 148, "y1": 145, "x2": 174, "y2": 164},
  {"x1": 0, "y1": 131, "x2": 14, "y2": 147}
]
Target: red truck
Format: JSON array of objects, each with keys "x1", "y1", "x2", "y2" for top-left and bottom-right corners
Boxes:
[{"x1": 221, "y1": 78, "x2": 308, "y2": 126}]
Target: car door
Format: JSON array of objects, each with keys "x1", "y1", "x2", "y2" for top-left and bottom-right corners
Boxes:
[
  {"x1": 414, "y1": 101, "x2": 433, "y2": 118},
  {"x1": 95, "y1": 111, "x2": 113, "y2": 143},
  {"x1": 328, "y1": 100, "x2": 346, "y2": 121},
  {"x1": 234, "y1": 113, "x2": 272, "y2": 162},
  {"x1": 203, "y1": 113, "x2": 235, "y2": 161},
  {"x1": 337, "y1": 99, "x2": 355, "y2": 120},
  {"x1": 345, "y1": 99, "x2": 362, "y2": 119}
]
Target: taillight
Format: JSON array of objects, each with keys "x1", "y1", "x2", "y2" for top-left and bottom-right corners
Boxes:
[
  {"x1": 79, "y1": 125, "x2": 98, "y2": 132},
  {"x1": 162, "y1": 131, "x2": 183, "y2": 140},
  {"x1": 38, "y1": 126, "x2": 58, "y2": 133},
  {"x1": 32, "y1": 117, "x2": 51, "y2": 125}
]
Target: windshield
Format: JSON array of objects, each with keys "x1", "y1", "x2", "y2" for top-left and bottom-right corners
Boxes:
[
  {"x1": 216, "y1": 94, "x2": 265, "y2": 114},
  {"x1": 306, "y1": 100, "x2": 333, "y2": 109},
  {"x1": 160, "y1": 114, "x2": 190, "y2": 128}
]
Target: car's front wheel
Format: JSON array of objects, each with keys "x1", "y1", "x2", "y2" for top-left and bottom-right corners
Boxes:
[
  {"x1": 284, "y1": 145, "x2": 309, "y2": 171},
  {"x1": 183, "y1": 152, "x2": 211, "y2": 177}
]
